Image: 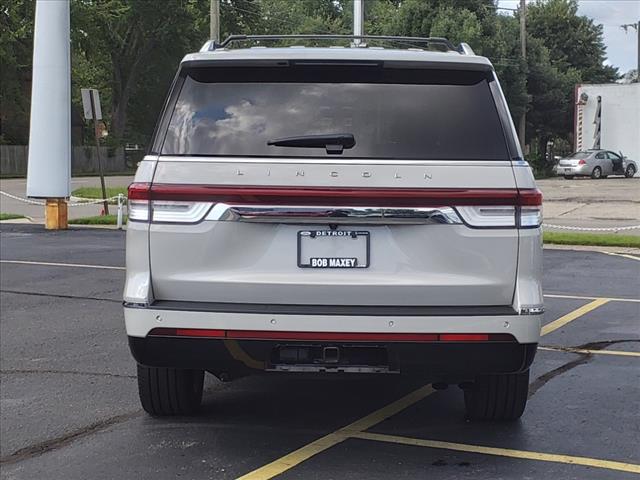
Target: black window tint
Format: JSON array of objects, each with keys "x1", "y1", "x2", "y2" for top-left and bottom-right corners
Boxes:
[{"x1": 161, "y1": 67, "x2": 509, "y2": 160}]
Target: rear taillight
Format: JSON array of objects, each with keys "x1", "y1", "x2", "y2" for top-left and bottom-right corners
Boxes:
[
  {"x1": 127, "y1": 184, "x2": 542, "y2": 228},
  {"x1": 578, "y1": 159, "x2": 586, "y2": 165},
  {"x1": 128, "y1": 183, "x2": 214, "y2": 224},
  {"x1": 127, "y1": 183, "x2": 151, "y2": 222},
  {"x1": 457, "y1": 188, "x2": 542, "y2": 228},
  {"x1": 456, "y1": 206, "x2": 516, "y2": 227},
  {"x1": 517, "y1": 189, "x2": 543, "y2": 228}
]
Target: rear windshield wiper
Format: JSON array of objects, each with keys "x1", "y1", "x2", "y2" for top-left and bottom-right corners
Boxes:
[{"x1": 267, "y1": 133, "x2": 355, "y2": 155}]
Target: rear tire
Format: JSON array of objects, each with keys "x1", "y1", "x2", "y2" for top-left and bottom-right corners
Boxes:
[
  {"x1": 626, "y1": 165, "x2": 636, "y2": 178},
  {"x1": 137, "y1": 364, "x2": 204, "y2": 416},
  {"x1": 591, "y1": 166, "x2": 602, "y2": 179},
  {"x1": 464, "y1": 370, "x2": 529, "y2": 421},
  {"x1": 563, "y1": 175, "x2": 574, "y2": 180}
]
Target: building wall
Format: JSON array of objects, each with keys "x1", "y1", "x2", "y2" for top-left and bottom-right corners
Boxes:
[{"x1": 575, "y1": 83, "x2": 640, "y2": 161}]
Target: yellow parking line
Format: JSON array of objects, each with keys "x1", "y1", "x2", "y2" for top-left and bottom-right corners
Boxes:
[
  {"x1": 544, "y1": 293, "x2": 640, "y2": 303},
  {"x1": 539, "y1": 345, "x2": 640, "y2": 358},
  {"x1": 236, "y1": 385, "x2": 435, "y2": 479},
  {"x1": 541, "y1": 298, "x2": 610, "y2": 336},
  {"x1": 235, "y1": 431, "x2": 347, "y2": 480},
  {"x1": 352, "y1": 431, "x2": 640, "y2": 474}
]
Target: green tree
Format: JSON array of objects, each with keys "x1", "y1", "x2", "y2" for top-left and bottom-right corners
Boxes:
[
  {"x1": 71, "y1": 0, "x2": 208, "y2": 144},
  {"x1": 527, "y1": 0, "x2": 618, "y2": 83},
  {"x1": 0, "y1": 0, "x2": 34, "y2": 144}
]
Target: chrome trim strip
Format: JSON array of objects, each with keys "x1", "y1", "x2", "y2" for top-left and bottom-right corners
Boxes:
[
  {"x1": 205, "y1": 204, "x2": 463, "y2": 225},
  {"x1": 157, "y1": 155, "x2": 512, "y2": 167}
]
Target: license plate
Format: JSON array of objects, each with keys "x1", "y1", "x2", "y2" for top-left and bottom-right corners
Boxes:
[
  {"x1": 297, "y1": 230, "x2": 370, "y2": 268},
  {"x1": 564, "y1": 168, "x2": 572, "y2": 173}
]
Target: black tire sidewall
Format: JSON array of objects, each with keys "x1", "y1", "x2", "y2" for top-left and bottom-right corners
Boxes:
[
  {"x1": 464, "y1": 370, "x2": 529, "y2": 421},
  {"x1": 137, "y1": 364, "x2": 205, "y2": 416}
]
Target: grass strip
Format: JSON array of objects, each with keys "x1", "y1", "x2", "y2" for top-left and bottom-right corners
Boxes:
[
  {"x1": 71, "y1": 186, "x2": 128, "y2": 199},
  {"x1": 543, "y1": 231, "x2": 640, "y2": 248},
  {"x1": 69, "y1": 215, "x2": 127, "y2": 225},
  {"x1": 0, "y1": 213, "x2": 25, "y2": 221}
]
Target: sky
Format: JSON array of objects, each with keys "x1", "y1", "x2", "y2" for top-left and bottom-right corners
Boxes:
[{"x1": 497, "y1": 0, "x2": 640, "y2": 73}]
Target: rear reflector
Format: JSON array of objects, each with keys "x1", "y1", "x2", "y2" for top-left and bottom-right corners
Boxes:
[
  {"x1": 175, "y1": 328, "x2": 225, "y2": 337},
  {"x1": 439, "y1": 334, "x2": 489, "y2": 341},
  {"x1": 148, "y1": 328, "x2": 514, "y2": 342}
]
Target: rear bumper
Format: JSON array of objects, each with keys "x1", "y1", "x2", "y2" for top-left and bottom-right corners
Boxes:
[
  {"x1": 125, "y1": 303, "x2": 541, "y2": 378},
  {"x1": 556, "y1": 165, "x2": 591, "y2": 176},
  {"x1": 124, "y1": 304, "x2": 541, "y2": 344},
  {"x1": 129, "y1": 335, "x2": 537, "y2": 380}
]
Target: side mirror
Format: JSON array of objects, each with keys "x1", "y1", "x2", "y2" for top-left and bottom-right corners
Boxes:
[{"x1": 554, "y1": 155, "x2": 561, "y2": 161}]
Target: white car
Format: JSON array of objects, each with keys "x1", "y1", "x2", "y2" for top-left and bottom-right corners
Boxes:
[
  {"x1": 556, "y1": 149, "x2": 637, "y2": 179},
  {"x1": 124, "y1": 35, "x2": 543, "y2": 421}
]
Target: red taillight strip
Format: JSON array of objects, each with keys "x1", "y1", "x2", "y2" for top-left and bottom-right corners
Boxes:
[
  {"x1": 128, "y1": 182, "x2": 151, "y2": 200},
  {"x1": 129, "y1": 183, "x2": 542, "y2": 207},
  {"x1": 148, "y1": 328, "x2": 514, "y2": 342},
  {"x1": 518, "y1": 188, "x2": 543, "y2": 206},
  {"x1": 176, "y1": 328, "x2": 225, "y2": 337}
]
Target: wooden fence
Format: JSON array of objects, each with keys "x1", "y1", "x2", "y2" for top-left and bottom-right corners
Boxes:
[{"x1": 1, "y1": 145, "x2": 132, "y2": 176}]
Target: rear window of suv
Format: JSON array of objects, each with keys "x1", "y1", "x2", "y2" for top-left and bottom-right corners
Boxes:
[{"x1": 158, "y1": 65, "x2": 510, "y2": 160}]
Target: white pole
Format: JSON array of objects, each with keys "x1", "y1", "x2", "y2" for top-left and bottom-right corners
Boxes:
[
  {"x1": 26, "y1": 0, "x2": 71, "y2": 200},
  {"x1": 210, "y1": 0, "x2": 220, "y2": 43},
  {"x1": 116, "y1": 194, "x2": 124, "y2": 230},
  {"x1": 518, "y1": 0, "x2": 527, "y2": 152},
  {"x1": 353, "y1": 0, "x2": 364, "y2": 46}
]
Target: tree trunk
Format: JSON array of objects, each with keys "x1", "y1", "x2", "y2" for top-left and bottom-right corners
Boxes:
[{"x1": 109, "y1": 37, "x2": 154, "y2": 143}]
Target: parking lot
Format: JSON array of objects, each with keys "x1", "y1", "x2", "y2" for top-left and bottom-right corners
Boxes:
[{"x1": 1, "y1": 224, "x2": 638, "y2": 479}]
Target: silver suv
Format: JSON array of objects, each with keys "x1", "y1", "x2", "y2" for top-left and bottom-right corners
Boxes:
[{"x1": 124, "y1": 35, "x2": 543, "y2": 421}]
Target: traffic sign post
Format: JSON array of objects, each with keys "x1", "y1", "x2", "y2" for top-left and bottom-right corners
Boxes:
[{"x1": 82, "y1": 88, "x2": 109, "y2": 215}]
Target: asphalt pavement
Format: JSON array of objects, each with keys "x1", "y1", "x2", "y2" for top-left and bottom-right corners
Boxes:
[{"x1": 0, "y1": 224, "x2": 639, "y2": 479}]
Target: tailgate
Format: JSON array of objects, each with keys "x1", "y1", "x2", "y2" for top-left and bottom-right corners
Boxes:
[
  {"x1": 146, "y1": 160, "x2": 519, "y2": 307},
  {"x1": 140, "y1": 60, "x2": 527, "y2": 308}
]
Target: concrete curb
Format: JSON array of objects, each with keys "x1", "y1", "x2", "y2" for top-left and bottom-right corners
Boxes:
[
  {"x1": 543, "y1": 244, "x2": 640, "y2": 255},
  {"x1": 0, "y1": 217, "x2": 35, "y2": 224},
  {"x1": 0, "y1": 220, "x2": 124, "y2": 230}
]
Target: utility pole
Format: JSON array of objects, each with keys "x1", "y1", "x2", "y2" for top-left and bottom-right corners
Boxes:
[
  {"x1": 210, "y1": 0, "x2": 220, "y2": 43},
  {"x1": 620, "y1": 21, "x2": 639, "y2": 78},
  {"x1": 518, "y1": 0, "x2": 527, "y2": 152},
  {"x1": 27, "y1": 0, "x2": 71, "y2": 230},
  {"x1": 353, "y1": 0, "x2": 364, "y2": 46}
]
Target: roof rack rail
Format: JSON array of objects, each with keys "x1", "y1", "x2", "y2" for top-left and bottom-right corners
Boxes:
[{"x1": 205, "y1": 34, "x2": 470, "y2": 54}]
